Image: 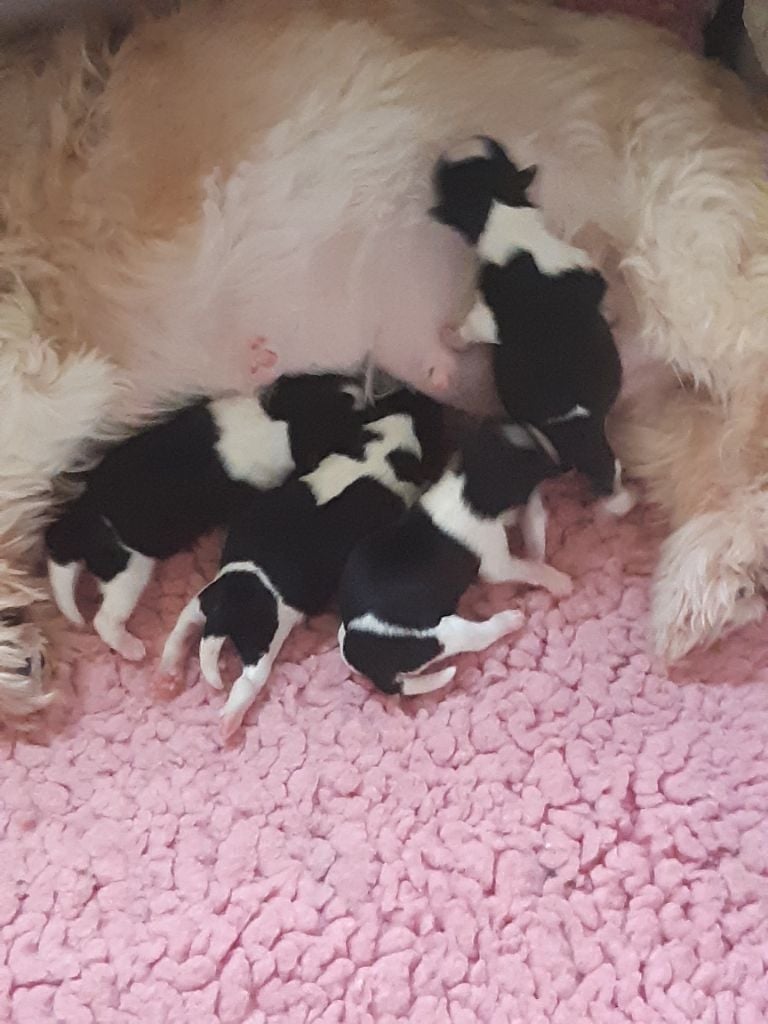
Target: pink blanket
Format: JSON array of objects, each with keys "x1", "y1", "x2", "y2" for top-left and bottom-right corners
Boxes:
[
  {"x1": 3, "y1": 4, "x2": 765, "y2": 1020},
  {"x1": 4, "y1": 478, "x2": 768, "y2": 1022}
]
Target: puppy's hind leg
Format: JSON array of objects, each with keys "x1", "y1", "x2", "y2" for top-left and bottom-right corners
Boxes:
[
  {"x1": 48, "y1": 559, "x2": 85, "y2": 626},
  {"x1": 600, "y1": 458, "x2": 637, "y2": 517},
  {"x1": 478, "y1": 524, "x2": 572, "y2": 595},
  {"x1": 160, "y1": 592, "x2": 206, "y2": 678},
  {"x1": 219, "y1": 603, "x2": 303, "y2": 739},
  {"x1": 399, "y1": 608, "x2": 525, "y2": 697},
  {"x1": 436, "y1": 608, "x2": 525, "y2": 655},
  {"x1": 548, "y1": 417, "x2": 634, "y2": 514},
  {"x1": 93, "y1": 549, "x2": 155, "y2": 661},
  {"x1": 520, "y1": 485, "x2": 548, "y2": 561}
]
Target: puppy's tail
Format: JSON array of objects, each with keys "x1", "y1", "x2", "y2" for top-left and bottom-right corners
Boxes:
[{"x1": 45, "y1": 496, "x2": 98, "y2": 625}]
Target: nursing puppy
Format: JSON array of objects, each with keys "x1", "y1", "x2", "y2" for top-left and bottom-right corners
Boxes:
[
  {"x1": 338, "y1": 420, "x2": 572, "y2": 697},
  {"x1": 45, "y1": 374, "x2": 365, "y2": 660},
  {"x1": 432, "y1": 136, "x2": 634, "y2": 522},
  {"x1": 160, "y1": 390, "x2": 443, "y2": 737}
]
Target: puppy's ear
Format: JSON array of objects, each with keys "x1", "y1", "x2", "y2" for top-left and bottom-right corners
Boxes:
[
  {"x1": 484, "y1": 137, "x2": 510, "y2": 164},
  {"x1": 519, "y1": 165, "x2": 538, "y2": 190}
]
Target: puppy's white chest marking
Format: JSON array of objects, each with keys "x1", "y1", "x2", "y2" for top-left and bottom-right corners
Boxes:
[
  {"x1": 302, "y1": 413, "x2": 421, "y2": 506},
  {"x1": 477, "y1": 203, "x2": 594, "y2": 275},
  {"x1": 212, "y1": 396, "x2": 293, "y2": 488}
]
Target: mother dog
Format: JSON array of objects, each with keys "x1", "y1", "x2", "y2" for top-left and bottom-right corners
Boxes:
[{"x1": 1, "y1": 0, "x2": 767, "y2": 718}]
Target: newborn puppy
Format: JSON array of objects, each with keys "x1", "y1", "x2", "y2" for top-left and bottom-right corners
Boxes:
[
  {"x1": 432, "y1": 136, "x2": 634, "y2": 519},
  {"x1": 338, "y1": 420, "x2": 572, "y2": 697},
  {"x1": 160, "y1": 390, "x2": 443, "y2": 737},
  {"x1": 46, "y1": 373, "x2": 365, "y2": 660}
]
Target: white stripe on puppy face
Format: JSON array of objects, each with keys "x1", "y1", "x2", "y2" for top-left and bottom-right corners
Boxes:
[
  {"x1": 544, "y1": 404, "x2": 591, "y2": 425},
  {"x1": 477, "y1": 203, "x2": 594, "y2": 276},
  {"x1": 302, "y1": 413, "x2": 421, "y2": 507}
]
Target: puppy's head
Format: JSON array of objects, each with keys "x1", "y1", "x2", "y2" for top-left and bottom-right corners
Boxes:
[
  {"x1": 365, "y1": 387, "x2": 446, "y2": 482},
  {"x1": 265, "y1": 372, "x2": 366, "y2": 472},
  {"x1": 431, "y1": 136, "x2": 537, "y2": 244},
  {"x1": 459, "y1": 420, "x2": 560, "y2": 517}
]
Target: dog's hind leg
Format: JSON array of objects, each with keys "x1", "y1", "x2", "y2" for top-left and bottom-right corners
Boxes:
[
  {"x1": 219, "y1": 602, "x2": 303, "y2": 739},
  {"x1": 93, "y1": 549, "x2": 155, "y2": 661}
]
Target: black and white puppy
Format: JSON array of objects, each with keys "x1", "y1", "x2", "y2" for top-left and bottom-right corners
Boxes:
[
  {"x1": 160, "y1": 390, "x2": 443, "y2": 737},
  {"x1": 432, "y1": 136, "x2": 634, "y2": 538},
  {"x1": 338, "y1": 420, "x2": 572, "y2": 697},
  {"x1": 46, "y1": 373, "x2": 365, "y2": 660}
]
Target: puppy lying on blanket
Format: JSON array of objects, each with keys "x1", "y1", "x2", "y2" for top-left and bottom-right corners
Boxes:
[
  {"x1": 338, "y1": 420, "x2": 573, "y2": 697},
  {"x1": 46, "y1": 374, "x2": 365, "y2": 660},
  {"x1": 160, "y1": 390, "x2": 443, "y2": 738},
  {"x1": 432, "y1": 136, "x2": 634, "y2": 558}
]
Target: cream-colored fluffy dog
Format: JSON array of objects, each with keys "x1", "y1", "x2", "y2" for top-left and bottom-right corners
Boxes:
[{"x1": 2, "y1": 0, "x2": 768, "y2": 722}]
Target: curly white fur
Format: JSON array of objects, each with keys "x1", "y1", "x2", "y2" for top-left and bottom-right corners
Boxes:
[{"x1": 2, "y1": 0, "x2": 768, "y2": 717}]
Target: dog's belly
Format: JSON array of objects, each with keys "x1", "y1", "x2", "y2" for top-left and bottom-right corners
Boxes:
[{"x1": 70, "y1": 3, "x2": 644, "y2": 413}]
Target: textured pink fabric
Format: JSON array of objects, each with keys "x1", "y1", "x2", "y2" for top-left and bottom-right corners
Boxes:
[
  {"x1": 3, "y1": 482, "x2": 768, "y2": 1023},
  {"x1": 556, "y1": 0, "x2": 714, "y2": 50}
]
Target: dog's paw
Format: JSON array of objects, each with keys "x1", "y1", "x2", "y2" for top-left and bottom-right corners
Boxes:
[
  {"x1": 0, "y1": 610, "x2": 54, "y2": 722},
  {"x1": 652, "y1": 506, "x2": 768, "y2": 661}
]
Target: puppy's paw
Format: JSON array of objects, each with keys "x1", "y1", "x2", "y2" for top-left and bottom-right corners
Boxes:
[
  {"x1": 116, "y1": 634, "x2": 147, "y2": 662},
  {"x1": 542, "y1": 567, "x2": 573, "y2": 598},
  {"x1": 497, "y1": 608, "x2": 525, "y2": 633},
  {"x1": 219, "y1": 706, "x2": 246, "y2": 742},
  {"x1": 600, "y1": 486, "x2": 637, "y2": 518}
]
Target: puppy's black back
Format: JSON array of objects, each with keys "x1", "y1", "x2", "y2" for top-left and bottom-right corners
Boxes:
[
  {"x1": 87, "y1": 402, "x2": 233, "y2": 558},
  {"x1": 223, "y1": 476, "x2": 408, "y2": 617},
  {"x1": 481, "y1": 256, "x2": 622, "y2": 424},
  {"x1": 339, "y1": 505, "x2": 479, "y2": 631}
]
